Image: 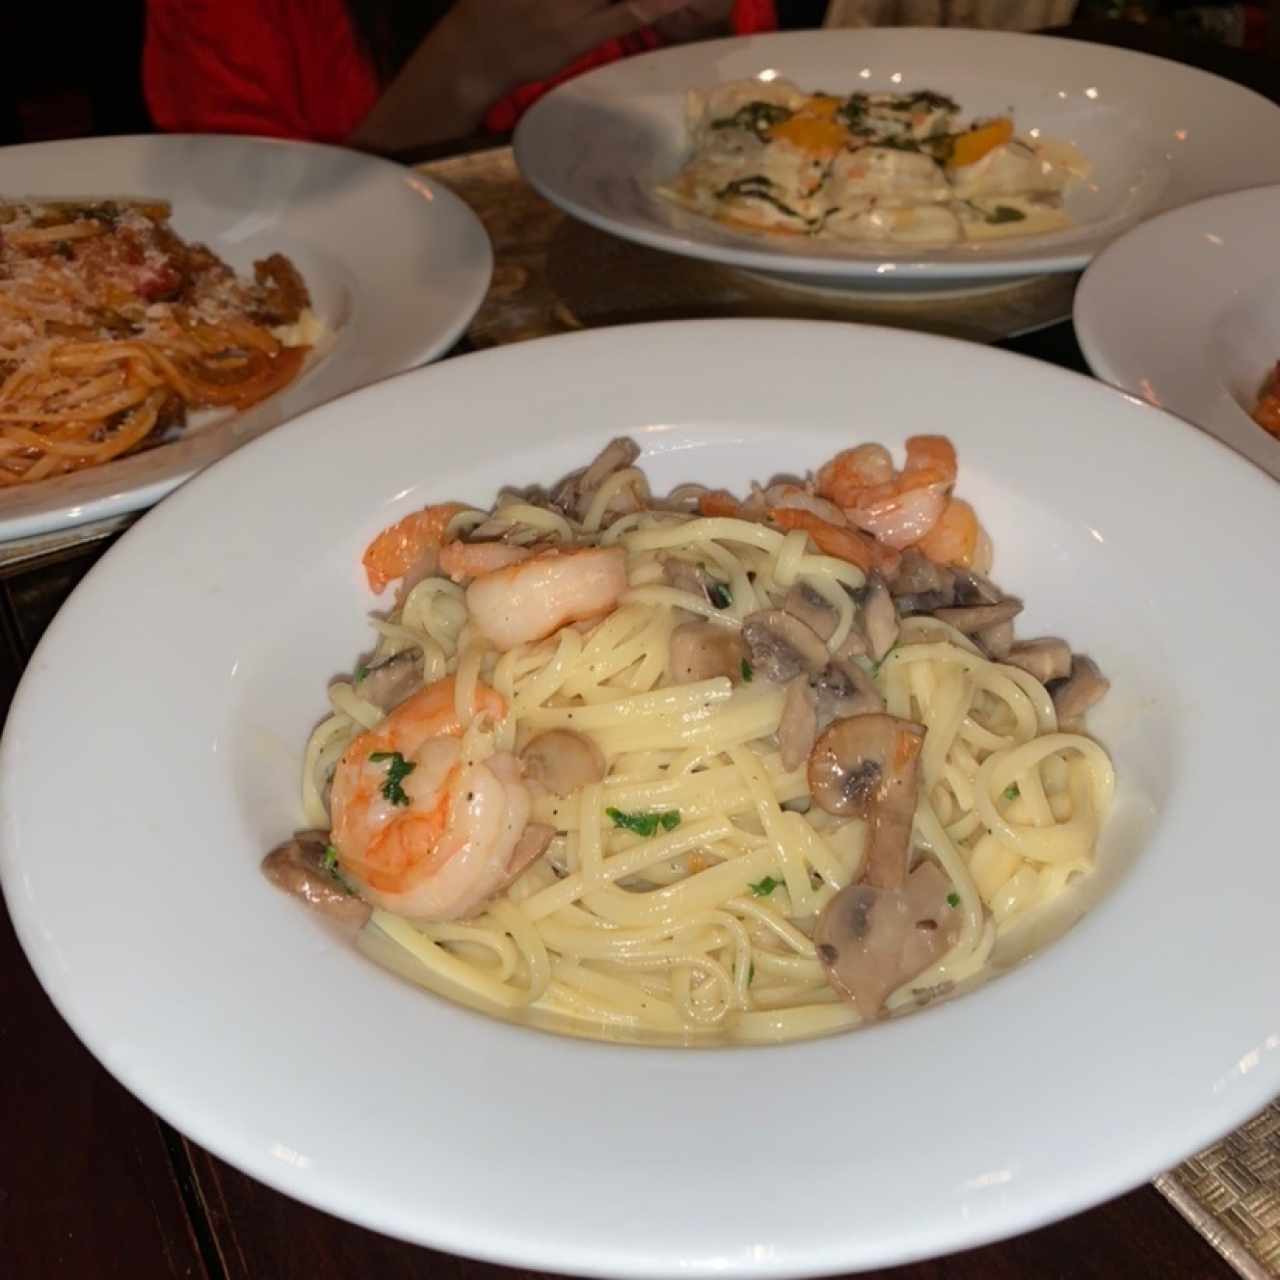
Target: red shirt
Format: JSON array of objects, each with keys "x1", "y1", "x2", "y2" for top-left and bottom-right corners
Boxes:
[{"x1": 144, "y1": 1, "x2": 777, "y2": 143}]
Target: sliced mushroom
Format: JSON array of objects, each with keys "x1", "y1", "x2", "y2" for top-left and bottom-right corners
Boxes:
[
  {"x1": 505, "y1": 822, "x2": 557, "y2": 882},
  {"x1": 520, "y1": 730, "x2": 606, "y2": 796},
  {"x1": 668, "y1": 620, "x2": 747, "y2": 684},
  {"x1": 809, "y1": 659, "x2": 883, "y2": 729},
  {"x1": 550, "y1": 437, "x2": 642, "y2": 520},
  {"x1": 262, "y1": 831, "x2": 371, "y2": 928},
  {"x1": 663, "y1": 558, "x2": 711, "y2": 604},
  {"x1": 581, "y1": 437, "x2": 640, "y2": 491},
  {"x1": 861, "y1": 573, "x2": 899, "y2": 663},
  {"x1": 764, "y1": 483, "x2": 846, "y2": 526},
  {"x1": 663, "y1": 482, "x2": 709, "y2": 513},
  {"x1": 892, "y1": 548, "x2": 949, "y2": 598},
  {"x1": 783, "y1": 581, "x2": 838, "y2": 641},
  {"x1": 1050, "y1": 656, "x2": 1110, "y2": 724},
  {"x1": 975, "y1": 618, "x2": 1015, "y2": 660},
  {"x1": 814, "y1": 859, "x2": 960, "y2": 1020},
  {"x1": 933, "y1": 598, "x2": 1022, "y2": 635},
  {"x1": 833, "y1": 627, "x2": 868, "y2": 662},
  {"x1": 777, "y1": 677, "x2": 819, "y2": 772},
  {"x1": 741, "y1": 609, "x2": 829, "y2": 684},
  {"x1": 1003, "y1": 637, "x2": 1072, "y2": 684},
  {"x1": 808, "y1": 713, "x2": 925, "y2": 890},
  {"x1": 952, "y1": 570, "x2": 1004, "y2": 606},
  {"x1": 356, "y1": 648, "x2": 423, "y2": 712}
]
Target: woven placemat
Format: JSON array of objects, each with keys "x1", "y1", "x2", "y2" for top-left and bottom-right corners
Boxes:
[
  {"x1": 1157, "y1": 1106, "x2": 1280, "y2": 1280},
  {"x1": 425, "y1": 146, "x2": 1078, "y2": 349},
  {"x1": 424, "y1": 144, "x2": 1280, "y2": 1280}
]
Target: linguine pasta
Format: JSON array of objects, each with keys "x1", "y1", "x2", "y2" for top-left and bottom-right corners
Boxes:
[{"x1": 278, "y1": 438, "x2": 1114, "y2": 1046}]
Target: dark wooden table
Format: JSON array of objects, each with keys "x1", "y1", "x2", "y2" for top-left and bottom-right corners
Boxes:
[{"x1": 3, "y1": 20, "x2": 1277, "y2": 1280}]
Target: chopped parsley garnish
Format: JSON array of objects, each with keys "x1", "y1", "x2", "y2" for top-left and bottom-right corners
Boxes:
[
  {"x1": 749, "y1": 875, "x2": 782, "y2": 897},
  {"x1": 607, "y1": 807, "x2": 682, "y2": 838},
  {"x1": 320, "y1": 843, "x2": 356, "y2": 895},
  {"x1": 708, "y1": 580, "x2": 732, "y2": 610},
  {"x1": 873, "y1": 135, "x2": 924, "y2": 154},
  {"x1": 987, "y1": 204, "x2": 1027, "y2": 224},
  {"x1": 886, "y1": 89, "x2": 959, "y2": 114},
  {"x1": 354, "y1": 665, "x2": 369, "y2": 682},
  {"x1": 368, "y1": 750, "x2": 416, "y2": 806},
  {"x1": 710, "y1": 101, "x2": 794, "y2": 138},
  {"x1": 740, "y1": 659, "x2": 754, "y2": 683},
  {"x1": 946, "y1": 892, "x2": 961, "y2": 908},
  {"x1": 1003, "y1": 783, "x2": 1020, "y2": 801},
  {"x1": 838, "y1": 94, "x2": 868, "y2": 129}
]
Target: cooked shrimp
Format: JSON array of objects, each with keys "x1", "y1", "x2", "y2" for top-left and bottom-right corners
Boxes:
[
  {"x1": 915, "y1": 497, "x2": 981, "y2": 567},
  {"x1": 815, "y1": 444, "x2": 893, "y2": 508},
  {"x1": 330, "y1": 676, "x2": 535, "y2": 921},
  {"x1": 466, "y1": 546, "x2": 628, "y2": 651},
  {"x1": 903, "y1": 435, "x2": 957, "y2": 486},
  {"x1": 816, "y1": 437, "x2": 956, "y2": 550},
  {"x1": 763, "y1": 482, "x2": 846, "y2": 526},
  {"x1": 768, "y1": 507, "x2": 899, "y2": 577},
  {"x1": 843, "y1": 468, "x2": 949, "y2": 550},
  {"x1": 439, "y1": 540, "x2": 532, "y2": 583},
  {"x1": 363, "y1": 502, "x2": 467, "y2": 595},
  {"x1": 698, "y1": 489, "x2": 744, "y2": 519}
]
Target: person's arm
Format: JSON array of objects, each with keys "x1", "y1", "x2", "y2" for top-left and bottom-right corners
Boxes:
[
  {"x1": 350, "y1": 0, "x2": 696, "y2": 152},
  {"x1": 144, "y1": 0, "x2": 374, "y2": 141},
  {"x1": 653, "y1": 0, "x2": 736, "y2": 39}
]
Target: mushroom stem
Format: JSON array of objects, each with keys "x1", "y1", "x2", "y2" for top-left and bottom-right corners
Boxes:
[{"x1": 808, "y1": 713, "x2": 925, "y2": 890}]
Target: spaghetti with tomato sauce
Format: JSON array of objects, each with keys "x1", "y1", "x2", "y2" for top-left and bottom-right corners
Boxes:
[{"x1": 0, "y1": 199, "x2": 321, "y2": 487}]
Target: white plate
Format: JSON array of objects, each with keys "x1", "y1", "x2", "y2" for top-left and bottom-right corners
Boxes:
[
  {"x1": 0, "y1": 133, "x2": 492, "y2": 540},
  {"x1": 4, "y1": 320, "x2": 1280, "y2": 1277},
  {"x1": 514, "y1": 29, "x2": 1280, "y2": 294},
  {"x1": 1075, "y1": 183, "x2": 1280, "y2": 478}
]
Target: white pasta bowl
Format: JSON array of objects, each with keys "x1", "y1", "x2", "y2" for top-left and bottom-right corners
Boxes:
[
  {"x1": 514, "y1": 28, "x2": 1280, "y2": 294},
  {"x1": 1075, "y1": 183, "x2": 1280, "y2": 479},
  {"x1": 3, "y1": 320, "x2": 1279, "y2": 1276}
]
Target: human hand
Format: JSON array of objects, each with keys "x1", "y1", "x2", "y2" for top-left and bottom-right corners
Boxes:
[{"x1": 447, "y1": 0, "x2": 700, "y2": 96}]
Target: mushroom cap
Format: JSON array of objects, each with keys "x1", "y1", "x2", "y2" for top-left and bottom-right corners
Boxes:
[
  {"x1": 1004, "y1": 636, "x2": 1072, "y2": 684},
  {"x1": 810, "y1": 659, "x2": 884, "y2": 727},
  {"x1": 861, "y1": 573, "x2": 900, "y2": 662},
  {"x1": 814, "y1": 860, "x2": 960, "y2": 1020},
  {"x1": 778, "y1": 676, "x2": 819, "y2": 772},
  {"x1": 668, "y1": 620, "x2": 747, "y2": 685},
  {"x1": 933, "y1": 598, "x2": 1023, "y2": 635},
  {"x1": 262, "y1": 831, "x2": 372, "y2": 927},
  {"x1": 1050, "y1": 655, "x2": 1110, "y2": 723},
  {"x1": 783, "y1": 581, "x2": 839, "y2": 642},
  {"x1": 808, "y1": 713, "x2": 925, "y2": 819},
  {"x1": 742, "y1": 609, "x2": 829, "y2": 683},
  {"x1": 520, "y1": 730, "x2": 607, "y2": 797},
  {"x1": 358, "y1": 648, "x2": 424, "y2": 713}
]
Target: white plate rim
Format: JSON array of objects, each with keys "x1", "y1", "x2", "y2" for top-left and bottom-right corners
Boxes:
[{"x1": 1074, "y1": 180, "x2": 1280, "y2": 479}]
